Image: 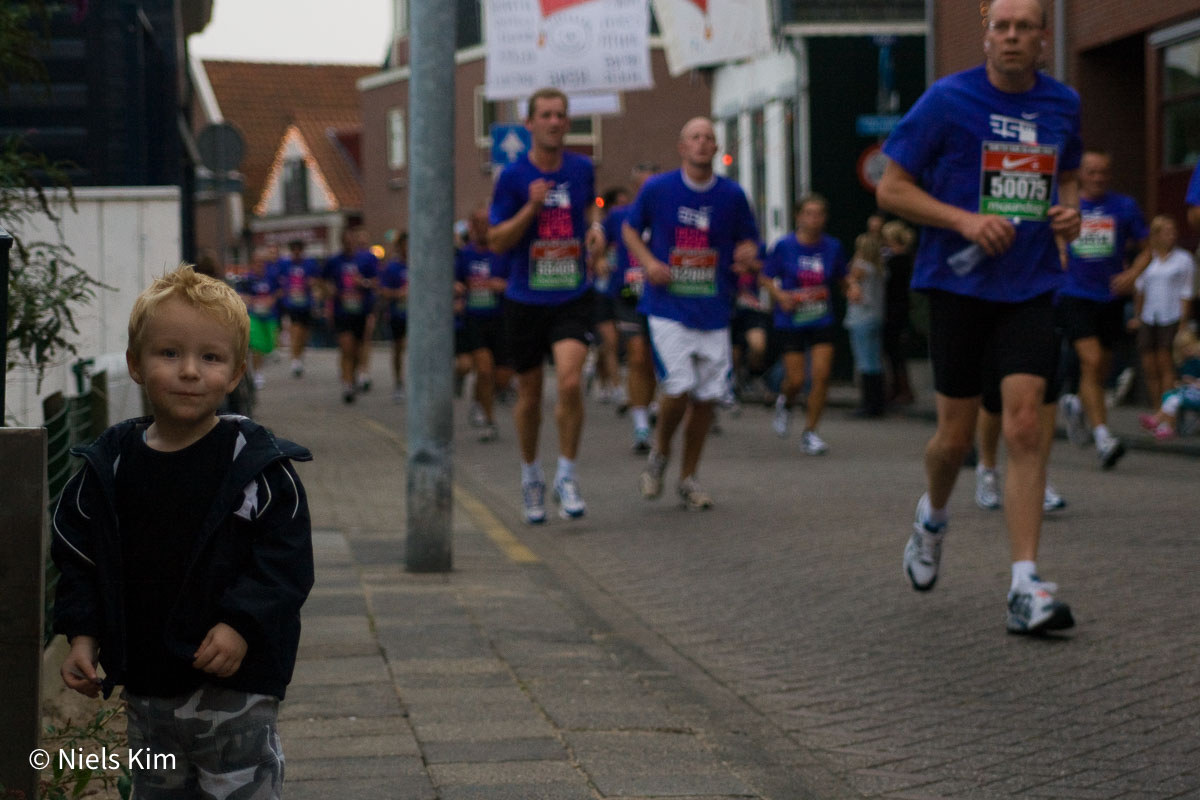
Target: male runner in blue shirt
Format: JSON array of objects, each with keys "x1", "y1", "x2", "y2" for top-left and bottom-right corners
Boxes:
[{"x1": 877, "y1": 0, "x2": 1082, "y2": 634}]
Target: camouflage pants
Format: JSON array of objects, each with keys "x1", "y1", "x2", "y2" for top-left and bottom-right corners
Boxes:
[{"x1": 122, "y1": 685, "x2": 283, "y2": 800}]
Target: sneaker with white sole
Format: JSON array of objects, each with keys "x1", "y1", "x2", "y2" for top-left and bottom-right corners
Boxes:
[
  {"x1": 772, "y1": 397, "x2": 790, "y2": 438},
  {"x1": 554, "y1": 477, "x2": 586, "y2": 519},
  {"x1": 631, "y1": 426, "x2": 652, "y2": 454},
  {"x1": 975, "y1": 466, "x2": 1001, "y2": 510},
  {"x1": 677, "y1": 477, "x2": 714, "y2": 510},
  {"x1": 1006, "y1": 577, "x2": 1075, "y2": 634},
  {"x1": 800, "y1": 429, "x2": 828, "y2": 456},
  {"x1": 1096, "y1": 434, "x2": 1125, "y2": 470},
  {"x1": 1042, "y1": 482, "x2": 1066, "y2": 512},
  {"x1": 522, "y1": 480, "x2": 547, "y2": 525},
  {"x1": 469, "y1": 402, "x2": 487, "y2": 428},
  {"x1": 478, "y1": 422, "x2": 499, "y2": 443},
  {"x1": 903, "y1": 493, "x2": 945, "y2": 592},
  {"x1": 640, "y1": 451, "x2": 668, "y2": 499},
  {"x1": 1058, "y1": 394, "x2": 1090, "y2": 447}
]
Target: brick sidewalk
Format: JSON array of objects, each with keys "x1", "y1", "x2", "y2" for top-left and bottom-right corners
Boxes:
[{"x1": 254, "y1": 349, "x2": 815, "y2": 800}]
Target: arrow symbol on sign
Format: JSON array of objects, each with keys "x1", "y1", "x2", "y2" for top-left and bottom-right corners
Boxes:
[{"x1": 500, "y1": 130, "x2": 527, "y2": 162}]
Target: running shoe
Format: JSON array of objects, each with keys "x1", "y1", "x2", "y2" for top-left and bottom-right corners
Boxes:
[
  {"x1": 469, "y1": 402, "x2": 487, "y2": 428},
  {"x1": 975, "y1": 466, "x2": 1001, "y2": 510},
  {"x1": 554, "y1": 476, "x2": 586, "y2": 519},
  {"x1": 1138, "y1": 413, "x2": 1158, "y2": 432},
  {"x1": 392, "y1": 383, "x2": 405, "y2": 404},
  {"x1": 1006, "y1": 577, "x2": 1074, "y2": 634},
  {"x1": 677, "y1": 477, "x2": 714, "y2": 510},
  {"x1": 342, "y1": 384, "x2": 356, "y2": 404},
  {"x1": 291, "y1": 359, "x2": 304, "y2": 378},
  {"x1": 903, "y1": 493, "x2": 945, "y2": 592},
  {"x1": 631, "y1": 426, "x2": 652, "y2": 454},
  {"x1": 1153, "y1": 422, "x2": 1176, "y2": 441},
  {"x1": 1043, "y1": 482, "x2": 1066, "y2": 512},
  {"x1": 1096, "y1": 433, "x2": 1125, "y2": 469},
  {"x1": 357, "y1": 374, "x2": 372, "y2": 393},
  {"x1": 478, "y1": 423, "x2": 499, "y2": 443},
  {"x1": 1058, "y1": 393, "x2": 1090, "y2": 447},
  {"x1": 800, "y1": 430, "x2": 828, "y2": 456},
  {"x1": 522, "y1": 480, "x2": 546, "y2": 525},
  {"x1": 640, "y1": 451, "x2": 668, "y2": 499},
  {"x1": 253, "y1": 372, "x2": 266, "y2": 390},
  {"x1": 1112, "y1": 367, "x2": 1135, "y2": 406},
  {"x1": 772, "y1": 397, "x2": 790, "y2": 438}
]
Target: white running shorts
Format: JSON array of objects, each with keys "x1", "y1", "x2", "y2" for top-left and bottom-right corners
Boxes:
[{"x1": 647, "y1": 315, "x2": 732, "y2": 402}]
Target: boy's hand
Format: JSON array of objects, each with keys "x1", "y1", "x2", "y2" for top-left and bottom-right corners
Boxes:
[
  {"x1": 193, "y1": 623, "x2": 248, "y2": 678},
  {"x1": 62, "y1": 636, "x2": 102, "y2": 698}
]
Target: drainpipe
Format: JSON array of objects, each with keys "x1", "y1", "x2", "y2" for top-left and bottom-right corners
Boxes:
[{"x1": 1054, "y1": 0, "x2": 1067, "y2": 82}]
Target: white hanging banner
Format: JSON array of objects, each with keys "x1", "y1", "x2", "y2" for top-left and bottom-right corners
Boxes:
[
  {"x1": 651, "y1": 0, "x2": 773, "y2": 77},
  {"x1": 485, "y1": 0, "x2": 653, "y2": 101}
]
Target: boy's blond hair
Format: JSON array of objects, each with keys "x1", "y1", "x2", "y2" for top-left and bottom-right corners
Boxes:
[{"x1": 128, "y1": 264, "x2": 249, "y2": 368}]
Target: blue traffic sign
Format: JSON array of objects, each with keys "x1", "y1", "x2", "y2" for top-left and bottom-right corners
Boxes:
[{"x1": 491, "y1": 124, "x2": 531, "y2": 168}]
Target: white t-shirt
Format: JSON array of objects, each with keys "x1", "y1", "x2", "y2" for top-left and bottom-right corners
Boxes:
[{"x1": 1136, "y1": 247, "x2": 1195, "y2": 325}]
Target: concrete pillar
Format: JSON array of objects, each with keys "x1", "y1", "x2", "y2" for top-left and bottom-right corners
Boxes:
[{"x1": 0, "y1": 428, "x2": 48, "y2": 799}]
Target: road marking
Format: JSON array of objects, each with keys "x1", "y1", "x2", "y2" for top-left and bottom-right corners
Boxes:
[
  {"x1": 455, "y1": 489, "x2": 540, "y2": 564},
  {"x1": 355, "y1": 416, "x2": 539, "y2": 564}
]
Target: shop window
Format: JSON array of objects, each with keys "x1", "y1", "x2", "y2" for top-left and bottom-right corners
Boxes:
[{"x1": 1162, "y1": 35, "x2": 1200, "y2": 168}]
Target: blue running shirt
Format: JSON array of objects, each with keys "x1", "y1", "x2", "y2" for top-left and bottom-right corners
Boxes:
[
  {"x1": 490, "y1": 151, "x2": 595, "y2": 306},
  {"x1": 602, "y1": 204, "x2": 647, "y2": 301},
  {"x1": 323, "y1": 250, "x2": 378, "y2": 318},
  {"x1": 763, "y1": 234, "x2": 846, "y2": 330},
  {"x1": 455, "y1": 243, "x2": 508, "y2": 318},
  {"x1": 627, "y1": 170, "x2": 760, "y2": 330},
  {"x1": 380, "y1": 260, "x2": 408, "y2": 320},
  {"x1": 883, "y1": 65, "x2": 1082, "y2": 302},
  {"x1": 275, "y1": 257, "x2": 320, "y2": 312},
  {"x1": 1188, "y1": 163, "x2": 1200, "y2": 207},
  {"x1": 1061, "y1": 192, "x2": 1147, "y2": 302}
]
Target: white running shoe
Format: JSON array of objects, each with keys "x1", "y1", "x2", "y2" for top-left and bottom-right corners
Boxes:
[
  {"x1": 554, "y1": 476, "x2": 586, "y2": 519},
  {"x1": 975, "y1": 466, "x2": 1001, "y2": 510},
  {"x1": 253, "y1": 372, "x2": 266, "y2": 390},
  {"x1": 469, "y1": 402, "x2": 487, "y2": 428},
  {"x1": 1042, "y1": 482, "x2": 1066, "y2": 512},
  {"x1": 522, "y1": 480, "x2": 547, "y2": 525},
  {"x1": 1059, "y1": 393, "x2": 1090, "y2": 447},
  {"x1": 800, "y1": 429, "x2": 828, "y2": 456},
  {"x1": 903, "y1": 493, "x2": 946, "y2": 592},
  {"x1": 1006, "y1": 577, "x2": 1075, "y2": 634},
  {"x1": 631, "y1": 427, "x2": 652, "y2": 454},
  {"x1": 677, "y1": 477, "x2": 714, "y2": 510},
  {"x1": 291, "y1": 359, "x2": 304, "y2": 378},
  {"x1": 640, "y1": 451, "x2": 668, "y2": 499},
  {"x1": 1096, "y1": 433, "x2": 1125, "y2": 470},
  {"x1": 772, "y1": 396, "x2": 790, "y2": 438}
]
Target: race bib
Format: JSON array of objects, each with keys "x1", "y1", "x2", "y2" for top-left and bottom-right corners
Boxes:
[
  {"x1": 622, "y1": 265, "x2": 645, "y2": 298},
  {"x1": 467, "y1": 282, "x2": 498, "y2": 310},
  {"x1": 667, "y1": 248, "x2": 717, "y2": 297},
  {"x1": 251, "y1": 296, "x2": 274, "y2": 316},
  {"x1": 529, "y1": 239, "x2": 583, "y2": 290},
  {"x1": 1071, "y1": 215, "x2": 1116, "y2": 259},
  {"x1": 980, "y1": 142, "x2": 1057, "y2": 221},
  {"x1": 790, "y1": 286, "x2": 829, "y2": 325}
]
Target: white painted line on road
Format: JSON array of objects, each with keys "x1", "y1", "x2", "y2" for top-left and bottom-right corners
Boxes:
[{"x1": 356, "y1": 416, "x2": 539, "y2": 565}]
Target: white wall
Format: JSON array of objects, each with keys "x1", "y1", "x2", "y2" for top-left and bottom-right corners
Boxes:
[{"x1": 4, "y1": 187, "x2": 181, "y2": 427}]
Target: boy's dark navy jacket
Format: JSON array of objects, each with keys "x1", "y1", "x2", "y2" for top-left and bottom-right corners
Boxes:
[{"x1": 51, "y1": 415, "x2": 314, "y2": 701}]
